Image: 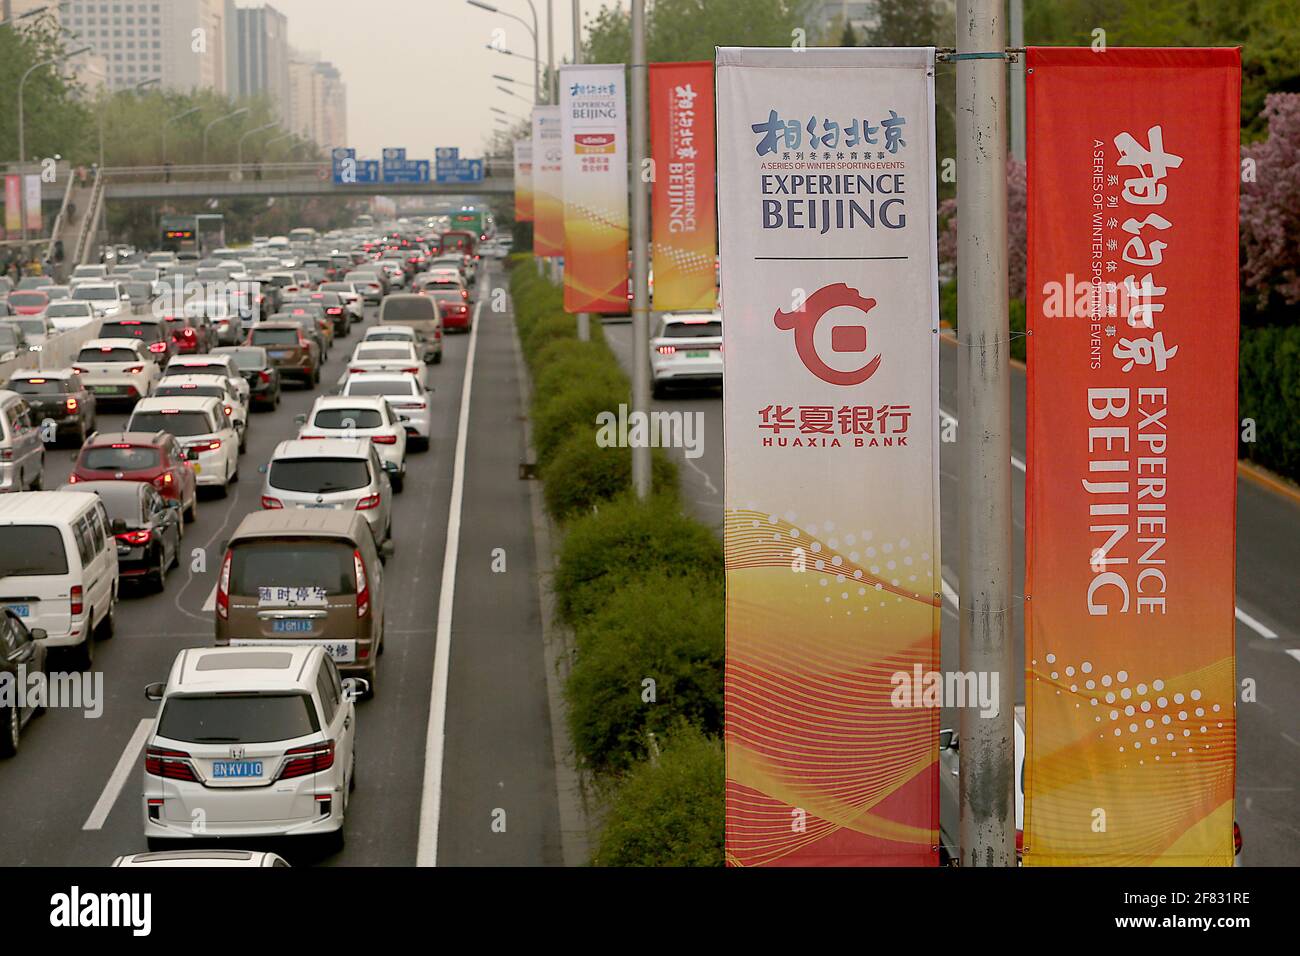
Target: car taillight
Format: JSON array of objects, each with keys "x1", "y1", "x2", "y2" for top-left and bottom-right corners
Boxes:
[
  {"x1": 71, "y1": 366, "x2": 86, "y2": 374},
  {"x1": 66, "y1": 397, "x2": 79, "y2": 412},
  {"x1": 460, "y1": 290, "x2": 468, "y2": 299},
  {"x1": 152, "y1": 473, "x2": 173, "y2": 489},
  {"x1": 657, "y1": 345, "x2": 676, "y2": 355},
  {"x1": 355, "y1": 493, "x2": 381, "y2": 511},
  {"x1": 1234, "y1": 821, "x2": 1242, "y2": 856},
  {"x1": 349, "y1": 367, "x2": 365, "y2": 374},
  {"x1": 258, "y1": 370, "x2": 271, "y2": 384},
  {"x1": 70, "y1": 585, "x2": 84, "y2": 616},
  {"x1": 327, "y1": 307, "x2": 342, "y2": 315},
  {"x1": 371, "y1": 434, "x2": 396, "y2": 444},
  {"x1": 145, "y1": 746, "x2": 199, "y2": 782},
  {"x1": 216, "y1": 549, "x2": 232, "y2": 619},
  {"x1": 189, "y1": 439, "x2": 221, "y2": 453},
  {"x1": 354, "y1": 549, "x2": 369, "y2": 618},
  {"x1": 223, "y1": 404, "x2": 233, "y2": 417},
  {"x1": 277, "y1": 741, "x2": 335, "y2": 780},
  {"x1": 67, "y1": 473, "x2": 79, "y2": 484},
  {"x1": 261, "y1": 495, "x2": 283, "y2": 509},
  {"x1": 401, "y1": 367, "x2": 420, "y2": 374},
  {"x1": 148, "y1": 341, "x2": 167, "y2": 353},
  {"x1": 125, "y1": 365, "x2": 144, "y2": 373},
  {"x1": 116, "y1": 528, "x2": 152, "y2": 546}
]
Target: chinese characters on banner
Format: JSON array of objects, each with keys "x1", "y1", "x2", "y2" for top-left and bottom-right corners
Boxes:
[
  {"x1": 649, "y1": 61, "x2": 717, "y2": 311},
  {"x1": 559, "y1": 65, "x2": 630, "y2": 313},
  {"x1": 23, "y1": 175, "x2": 42, "y2": 234},
  {"x1": 1024, "y1": 48, "x2": 1240, "y2": 866},
  {"x1": 3, "y1": 176, "x2": 19, "y2": 238},
  {"x1": 514, "y1": 138, "x2": 534, "y2": 223},
  {"x1": 718, "y1": 46, "x2": 940, "y2": 866},
  {"x1": 531, "y1": 106, "x2": 564, "y2": 258}
]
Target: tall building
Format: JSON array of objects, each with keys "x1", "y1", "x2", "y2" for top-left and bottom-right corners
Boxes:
[
  {"x1": 58, "y1": 0, "x2": 237, "y2": 94},
  {"x1": 2, "y1": 0, "x2": 108, "y2": 92},
  {"x1": 807, "y1": 0, "x2": 878, "y2": 42},
  {"x1": 287, "y1": 48, "x2": 347, "y2": 151},
  {"x1": 233, "y1": 3, "x2": 290, "y2": 120}
]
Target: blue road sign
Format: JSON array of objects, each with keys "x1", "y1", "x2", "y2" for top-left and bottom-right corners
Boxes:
[{"x1": 435, "y1": 157, "x2": 484, "y2": 183}]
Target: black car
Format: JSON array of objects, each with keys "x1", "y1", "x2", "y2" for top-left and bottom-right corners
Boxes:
[
  {"x1": 6, "y1": 369, "x2": 97, "y2": 446},
  {"x1": 67, "y1": 480, "x2": 182, "y2": 592},
  {"x1": 212, "y1": 345, "x2": 281, "y2": 411},
  {"x1": 306, "y1": 291, "x2": 351, "y2": 336},
  {"x1": 0, "y1": 607, "x2": 48, "y2": 757}
]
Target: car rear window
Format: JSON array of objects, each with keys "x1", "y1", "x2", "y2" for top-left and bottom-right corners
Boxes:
[
  {"x1": 77, "y1": 347, "x2": 138, "y2": 363},
  {"x1": 312, "y1": 408, "x2": 383, "y2": 429},
  {"x1": 10, "y1": 378, "x2": 71, "y2": 396},
  {"x1": 158, "y1": 693, "x2": 320, "y2": 745},
  {"x1": 269, "y1": 458, "x2": 370, "y2": 494},
  {"x1": 355, "y1": 348, "x2": 409, "y2": 361},
  {"x1": 0, "y1": 526, "x2": 68, "y2": 576},
  {"x1": 128, "y1": 411, "x2": 213, "y2": 437},
  {"x1": 79, "y1": 445, "x2": 161, "y2": 472},
  {"x1": 47, "y1": 303, "x2": 92, "y2": 318},
  {"x1": 228, "y1": 539, "x2": 357, "y2": 596},
  {"x1": 345, "y1": 380, "x2": 417, "y2": 397},
  {"x1": 101, "y1": 321, "x2": 161, "y2": 340},
  {"x1": 251, "y1": 328, "x2": 300, "y2": 346},
  {"x1": 8, "y1": 292, "x2": 46, "y2": 309},
  {"x1": 155, "y1": 385, "x2": 225, "y2": 400},
  {"x1": 167, "y1": 364, "x2": 227, "y2": 377},
  {"x1": 662, "y1": 320, "x2": 722, "y2": 338},
  {"x1": 381, "y1": 298, "x2": 435, "y2": 322}
]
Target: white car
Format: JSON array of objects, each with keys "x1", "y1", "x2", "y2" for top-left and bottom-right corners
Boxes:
[
  {"x1": 345, "y1": 341, "x2": 427, "y2": 390},
  {"x1": 11, "y1": 314, "x2": 52, "y2": 353},
  {"x1": 362, "y1": 324, "x2": 417, "y2": 347},
  {"x1": 72, "y1": 338, "x2": 160, "y2": 406},
  {"x1": 297, "y1": 395, "x2": 407, "y2": 491},
  {"x1": 128, "y1": 395, "x2": 240, "y2": 495},
  {"x1": 151, "y1": 373, "x2": 249, "y2": 453},
  {"x1": 320, "y1": 282, "x2": 365, "y2": 321},
  {"x1": 44, "y1": 301, "x2": 97, "y2": 332},
  {"x1": 163, "y1": 354, "x2": 250, "y2": 405},
  {"x1": 340, "y1": 372, "x2": 431, "y2": 451},
  {"x1": 648, "y1": 310, "x2": 723, "y2": 398},
  {"x1": 262, "y1": 438, "x2": 393, "y2": 545},
  {"x1": 70, "y1": 264, "x2": 109, "y2": 284},
  {"x1": 141, "y1": 645, "x2": 362, "y2": 852},
  {"x1": 70, "y1": 281, "x2": 130, "y2": 319},
  {"x1": 112, "y1": 849, "x2": 290, "y2": 867}
]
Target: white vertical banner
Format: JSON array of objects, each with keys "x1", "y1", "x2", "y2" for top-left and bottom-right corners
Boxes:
[
  {"x1": 24, "y1": 174, "x2": 43, "y2": 234},
  {"x1": 531, "y1": 106, "x2": 564, "y2": 258},
  {"x1": 559, "y1": 63, "x2": 630, "y2": 313},
  {"x1": 717, "y1": 47, "x2": 942, "y2": 866},
  {"x1": 513, "y1": 138, "x2": 534, "y2": 223}
]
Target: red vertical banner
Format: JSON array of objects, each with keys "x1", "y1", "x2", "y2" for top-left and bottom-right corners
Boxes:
[
  {"x1": 650, "y1": 61, "x2": 717, "y2": 311},
  {"x1": 1025, "y1": 48, "x2": 1240, "y2": 866}
]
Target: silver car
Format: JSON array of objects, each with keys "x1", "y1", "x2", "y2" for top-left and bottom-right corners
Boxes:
[{"x1": 260, "y1": 438, "x2": 393, "y2": 546}]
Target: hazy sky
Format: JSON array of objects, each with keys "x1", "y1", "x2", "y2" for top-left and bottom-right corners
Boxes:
[{"x1": 269, "y1": 0, "x2": 585, "y2": 158}]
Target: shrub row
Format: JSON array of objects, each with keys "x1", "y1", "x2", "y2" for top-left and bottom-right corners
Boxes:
[
  {"x1": 1239, "y1": 323, "x2": 1300, "y2": 480},
  {"x1": 509, "y1": 257, "x2": 724, "y2": 865}
]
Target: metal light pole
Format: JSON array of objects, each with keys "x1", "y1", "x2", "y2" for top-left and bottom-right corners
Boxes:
[
  {"x1": 162, "y1": 105, "x2": 201, "y2": 165},
  {"x1": 468, "y1": 0, "x2": 542, "y2": 104},
  {"x1": 237, "y1": 122, "x2": 277, "y2": 172},
  {"x1": 0, "y1": 5, "x2": 48, "y2": 27},
  {"x1": 202, "y1": 106, "x2": 248, "y2": 166},
  {"x1": 956, "y1": 0, "x2": 1015, "y2": 867},
  {"x1": 629, "y1": 0, "x2": 649, "y2": 497},
  {"x1": 1009, "y1": 0, "x2": 1025, "y2": 162},
  {"x1": 16, "y1": 45, "x2": 91, "y2": 242},
  {"x1": 546, "y1": 0, "x2": 555, "y2": 105},
  {"x1": 490, "y1": 106, "x2": 528, "y2": 123},
  {"x1": 572, "y1": 0, "x2": 589, "y2": 341}
]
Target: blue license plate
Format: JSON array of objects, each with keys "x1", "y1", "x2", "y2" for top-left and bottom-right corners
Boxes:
[
  {"x1": 272, "y1": 619, "x2": 314, "y2": 633},
  {"x1": 212, "y1": 760, "x2": 263, "y2": 779},
  {"x1": 6, "y1": 604, "x2": 29, "y2": 617},
  {"x1": 269, "y1": 350, "x2": 290, "y2": 359}
]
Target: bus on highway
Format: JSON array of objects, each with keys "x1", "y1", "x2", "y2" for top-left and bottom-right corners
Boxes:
[
  {"x1": 159, "y1": 213, "x2": 226, "y2": 258},
  {"x1": 451, "y1": 207, "x2": 491, "y2": 241}
]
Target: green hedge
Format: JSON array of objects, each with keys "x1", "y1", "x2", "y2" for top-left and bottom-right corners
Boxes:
[
  {"x1": 566, "y1": 574, "x2": 724, "y2": 774},
  {"x1": 591, "y1": 723, "x2": 725, "y2": 867},
  {"x1": 1239, "y1": 324, "x2": 1300, "y2": 480},
  {"x1": 542, "y1": 434, "x2": 678, "y2": 522}
]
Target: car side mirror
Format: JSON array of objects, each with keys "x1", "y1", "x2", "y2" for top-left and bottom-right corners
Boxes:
[
  {"x1": 144, "y1": 681, "x2": 165, "y2": 701},
  {"x1": 29, "y1": 627, "x2": 47, "y2": 642},
  {"x1": 294, "y1": 413, "x2": 307, "y2": 426},
  {"x1": 939, "y1": 729, "x2": 958, "y2": 752},
  {"x1": 341, "y1": 677, "x2": 369, "y2": 702},
  {"x1": 398, "y1": 414, "x2": 411, "y2": 423}
]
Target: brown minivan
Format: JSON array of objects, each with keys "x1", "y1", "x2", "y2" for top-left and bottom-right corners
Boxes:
[
  {"x1": 246, "y1": 322, "x2": 320, "y2": 386},
  {"x1": 214, "y1": 510, "x2": 386, "y2": 689}
]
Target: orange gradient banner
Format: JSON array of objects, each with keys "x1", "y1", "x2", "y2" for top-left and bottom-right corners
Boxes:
[
  {"x1": 531, "y1": 106, "x2": 563, "y2": 257},
  {"x1": 560, "y1": 65, "x2": 629, "y2": 313},
  {"x1": 1025, "y1": 47, "x2": 1241, "y2": 866},
  {"x1": 650, "y1": 61, "x2": 717, "y2": 311},
  {"x1": 514, "y1": 139, "x2": 533, "y2": 223}
]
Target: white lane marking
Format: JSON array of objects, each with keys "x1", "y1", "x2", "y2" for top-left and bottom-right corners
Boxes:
[
  {"x1": 939, "y1": 407, "x2": 1025, "y2": 473},
  {"x1": 416, "y1": 283, "x2": 485, "y2": 867},
  {"x1": 1236, "y1": 606, "x2": 1278, "y2": 640},
  {"x1": 83, "y1": 717, "x2": 153, "y2": 831},
  {"x1": 202, "y1": 582, "x2": 217, "y2": 613},
  {"x1": 683, "y1": 454, "x2": 718, "y2": 497},
  {"x1": 1285, "y1": 649, "x2": 1300, "y2": 666}
]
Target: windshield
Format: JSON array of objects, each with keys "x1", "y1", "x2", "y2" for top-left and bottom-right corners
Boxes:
[
  {"x1": 47, "y1": 303, "x2": 92, "y2": 318},
  {"x1": 312, "y1": 408, "x2": 383, "y2": 429},
  {"x1": 228, "y1": 539, "x2": 357, "y2": 596},
  {"x1": 128, "y1": 411, "x2": 213, "y2": 437},
  {"x1": 79, "y1": 445, "x2": 160, "y2": 472},
  {"x1": 0, "y1": 526, "x2": 68, "y2": 576},
  {"x1": 158, "y1": 693, "x2": 319, "y2": 745},
  {"x1": 381, "y1": 298, "x2": 435, "y2": 322},
  {"x1": 269, "y1": 458, "x2": 370, "y2": 494}
]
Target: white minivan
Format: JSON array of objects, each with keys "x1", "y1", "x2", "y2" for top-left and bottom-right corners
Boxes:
[
  {"x1": 0, "y1": 491, "x2": 118, "y2": 669},
  {"x1": 0, "y1": 390, "x2": 45, "y2": 493}
]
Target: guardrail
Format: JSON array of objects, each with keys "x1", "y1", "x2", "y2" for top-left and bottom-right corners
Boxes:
[{"x1": 98, "y1": 159, "x2": 514, "y2": 185}]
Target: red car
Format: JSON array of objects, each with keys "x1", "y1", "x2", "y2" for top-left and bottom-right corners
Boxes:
[
  {"x1": 436, "y1": 296, "x2": 472, "y2": 332},
  {"x1": 67, "y1": 430, "x2": 199, "y2": 523},
  {"x1": 163, "y1": 314, "x2": 210, "y2": 354},
  {"x1": 6, "y1": 290, "x2": 49, "y2": 315}
]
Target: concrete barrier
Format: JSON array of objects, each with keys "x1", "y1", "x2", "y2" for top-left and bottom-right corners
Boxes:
[{"x1": 0, "y1": 320, "x2": 103, "y2": 387}]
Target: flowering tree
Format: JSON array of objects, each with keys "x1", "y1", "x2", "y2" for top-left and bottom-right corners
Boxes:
[
  {"x1": 937, "y1": 159, "x2": 1027, "y2": 301},
  {"x1": 1241, "y1": 92, "x2": 1300, "y2": 309}
]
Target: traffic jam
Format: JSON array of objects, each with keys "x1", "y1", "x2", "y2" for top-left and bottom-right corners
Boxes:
[{"x1": 0, "y1": 215, "x2": 506, "y2": 864}]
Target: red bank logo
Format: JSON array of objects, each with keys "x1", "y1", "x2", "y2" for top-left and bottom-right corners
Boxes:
[{"x1": 773, "y1": 283, "x2": 882, "y2": 386}]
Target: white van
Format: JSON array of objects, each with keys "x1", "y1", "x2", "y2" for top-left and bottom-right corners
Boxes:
[
  {"x1": 0, "y1": 491, "x2": 118, "y2": 669},
  {"x1": 0, "y1": 390, "x2": 45, "y2": 493}
]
